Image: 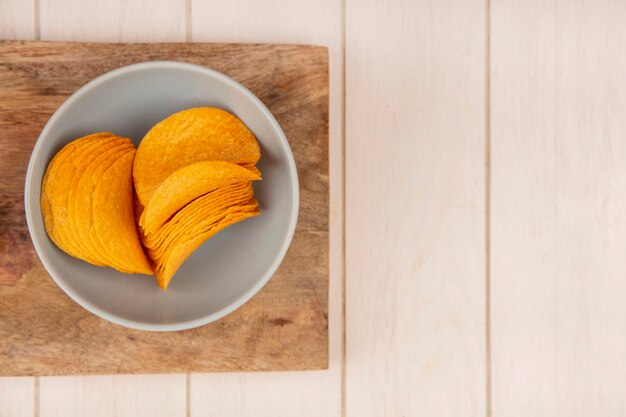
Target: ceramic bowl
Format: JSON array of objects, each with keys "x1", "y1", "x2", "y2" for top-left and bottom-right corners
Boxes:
[{"x1": 25, "y1": 61, "x2": 299, "y2": 331}]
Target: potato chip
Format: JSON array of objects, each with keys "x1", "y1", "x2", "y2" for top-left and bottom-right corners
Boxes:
[
  {"x1": 69, "y1": 138, "x2": 133, "y2": 265},
  {"x1": 151, "y1": 201, "x2": 260, "y2": 289},
  {"x1": 42, "y1": 133, "x2": 151, "y2": 274},
  {"x1": 142, "y1": 183, "x2": 254, "y2": 256},
  {"x1": 248, "y1": 166, "x2": 262, "y2": 177},
  {"x1": 156, "y1": 207, "x2": 260, "y2": 289},
  {"x1": 147, "y1": 199, "x2": 258, "y2": 263},
  {"x1": 149, "y1": 203, "x2": 258, "y2": 268},
  {"x1": 42, "y1": 133, "x2": 118, "y2": 264},
  {"x1": 142, "y1": 182, "x2": 252, "y2": 243},
  {"x1": 65, "y1": 135, "x2": 128, "y2": 259},
  {"x1": 133, "y1": 107, "x2": 261, "y2": 205},
  {"x1": 41, "y1": 140, "x2": 89, "y2": 260},
  {"x1": 140, "y1": 160, "x2": 260, "y2": 234},
  {"x1": 42, "y1": 134, "x2": 105, "y2": 247},
  {"x1": 91, "y1": 150, "x2": 153, "y2": 275}
]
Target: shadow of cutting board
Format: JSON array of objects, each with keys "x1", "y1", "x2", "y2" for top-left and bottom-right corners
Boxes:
[{"x1": 0, "y1": 41, "x2": 328, "y2": 375}]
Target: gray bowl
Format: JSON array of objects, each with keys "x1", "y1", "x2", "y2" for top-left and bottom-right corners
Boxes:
[{"x1": 24, "y1": 61, "x2": 299, "y2": 331}]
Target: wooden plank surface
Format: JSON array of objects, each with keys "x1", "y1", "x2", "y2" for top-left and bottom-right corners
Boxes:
[
  {"x1": 40, "y1": 0, "x2": 186, "y2": 42},
  {"x1": 0, "y1": 2, "x2": 37, "y2": 415},
  {"x1": 39, "y1": 375, "x2": 186, "y2": 417},
  {"x1": 491, "y1": 0, "x2": 626, "y2": 415},
  {"x1": 190, "y1": 371, "x2": 339, "y2": 417},
  {"x1": 0, "y1": 41, "x2": 329, "y2": 375},
  {"x1": 13, "y1": 0, "x2": 626, "y2": 416},
  {"x1": 345, "y1": 0, "x2": 487, "y2": 416},
  {"x1": 0, "y1": 377, "x2": 34, "y2": 417},
  {"x1": 0, "y1": 0, "x2": 35, "y2": 41},
  {"x1": 189, "y1": 1, "x2": 342, "y2": 415}
]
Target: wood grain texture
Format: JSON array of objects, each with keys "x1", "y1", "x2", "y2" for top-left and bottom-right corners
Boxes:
[
  {"x1": 345, "y1": 0, "x2": 487, "y2": 416},
  {"x1": 0, "y1": 377, "x2": 34, "y2": 417},
  {"x1": 40, "y1": 0, "x2": 186, "y2": 42},
  {"x1": 0, "y1": 41, "x2": 329, "y2": 375},
  {"x1": 189, "y1": 1, "x2": 342, "y2": 416},
  {"x1": 39, "y1": 375, "x2": 186, "y2": 417},
  {"x1": 491, "y1": 0, "x2": 626, "y2": 416},
  {"x1": 0, "y1": 2, "x2": 37, "y2": 415},
  {"x1": 0, "y1": 0, "x2": 35, "y2": 40}
]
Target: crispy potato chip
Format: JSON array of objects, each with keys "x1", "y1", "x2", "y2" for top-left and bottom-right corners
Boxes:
[
  {"x1": 142, "y1": 183, "x2": 254, "y2": 255},
  {"x1": 149, "y1": 204, "x2": 258, "y2": 270},
  {"x1": 244, "y1": 165, "x2": 262, "y2": 178},
  {"x1": 147, "y1": 199, "x2": 258, "y2": 267},
  {"x1": 140, "y1": 161, "x2": 260, "y2": 234},
  {"x1": 133, "y1": 107, "x2": 261, "y2": 205},
  {"x1": 42, "y1": 133, "x2": 118, "y2": 264},
  {"x1": 42, "y1": 133, "x2": 151, "y2": 275},
  {"x1": 42, "y1": 134, "x2": 108, "y2": 255},
  {"x1": 41, "y1": 140, "x2": 89, "y2": 260},
  {"x1": 69, "y1": 138, "x2": 134, "y2": 265},
  {"x1": 91, "y1": 150, "x2": 153, "y2": 275},
  {"x1": 142, "y1": 182, "x2": 252, "y2": 244},
  {"x1": 151, "y1": 201, "x2": 260, "y2": 289},
  {"x1": 65, "y1": 135, "x2": 128, "y2": 261},
  {"x1": 156, "y1": 207, "x2": 260, "y2": 290}
]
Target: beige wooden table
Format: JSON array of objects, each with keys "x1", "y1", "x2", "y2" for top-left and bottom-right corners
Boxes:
[{"x1": 2, "y1": 0, "x2": 626, "y2": 416}]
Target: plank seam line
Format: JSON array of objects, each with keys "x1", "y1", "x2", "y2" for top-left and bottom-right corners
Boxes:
[
  {"x1": 485, "y1": 0, "x2": 493, "y2": 415},
  {"x1": 340, "y1": 0, "x2": 347, "y2": 415},
  {"x1": 34, "y1": 0, "x2": 40, "y2": 40},
  {"x1": 185, "y1": 0, "x2": 192, "y2": 42},
  {"x1": 186, "y1": 373, "x2": 191, "y2": 417},
  {"x1": 34, "y1": 376, "x2": 40, "y2": 417}
]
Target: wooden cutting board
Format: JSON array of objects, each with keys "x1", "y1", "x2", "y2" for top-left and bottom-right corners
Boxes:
[{"x1": 0, "y1": 41, "x2": 328, "y2": 375}]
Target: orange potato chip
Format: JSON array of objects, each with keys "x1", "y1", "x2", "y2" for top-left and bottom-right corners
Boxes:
[
  {"x1": 140, "y1": 160, "x2": 260, "y2": 234},
  {"x1": 41, "y1": 135, "x2": 102, "y2": 245},
  {"x1": 241, "y1": 164, "x2": 261, "y2": 177},
  {"x1": 147, "y1": 199, "x2": 258, "y2": 266},
  {"x1": 41, "y1": 140, "x2": 89, "y2": 260},
  {"x1": 133, "y1": 107, "x2": 261, "y2": 205},
  {"x1": 150, "y1": 205, "x2": 258, "y2": 269},
  {"x1": 142, "y1": 183, "x2": 254, "y2": 256},
  {"x1": 69, "y1": 138, "x2": 134, "y2": 265},
  {"x1": 42, "y1": 133, "x2": 118, "y2": 264},
  {"x1": 91, "y1": 150, "x2": 153, "y2": 275},
  {"x1": 151, "y1": 201, "x2": 260, "y2": 289},
  {"x1": 42, "y1": 133, "x2": 151, "y2": 275},
  {"x1": 141, "y1": 183, "x2": 252, "y2": 244}
]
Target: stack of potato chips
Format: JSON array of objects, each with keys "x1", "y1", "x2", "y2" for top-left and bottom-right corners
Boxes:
[{"x1": 41, "y1": 107, "x2": 261, "y2": 290}]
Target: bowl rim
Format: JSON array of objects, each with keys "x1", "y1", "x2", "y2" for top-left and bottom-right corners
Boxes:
[{"x1": 24, "y1": 60, "x2": 299, "y2": 332}]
